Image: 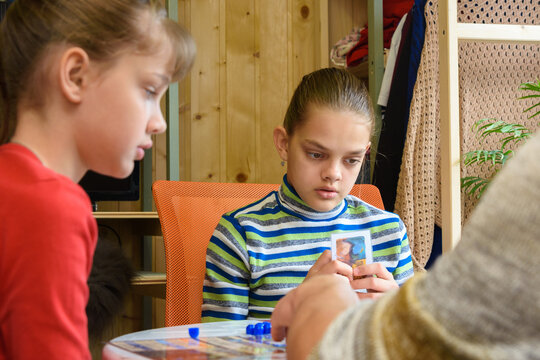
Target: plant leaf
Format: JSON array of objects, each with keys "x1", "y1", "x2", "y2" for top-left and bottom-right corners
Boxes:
[
  {"x1": 519, "y1": 80, "x2": 540, "y2": 119},
  {"x1": 461, "y1": 79, "x2": 538, "y2": 201},
  {"x1": 462, "y1": 150, "x2": 505, "y2": 166},
  {"x1": 460, "y1": 176, "x2": 490, "y2": 198}
]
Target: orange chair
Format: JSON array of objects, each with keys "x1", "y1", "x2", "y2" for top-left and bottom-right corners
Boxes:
[
  {"x1": 152, "y1": 181, "x2": 384, "y2": 327},
  {"x1": 348, "y1": 183, "x2": 384, "y2": 211}
]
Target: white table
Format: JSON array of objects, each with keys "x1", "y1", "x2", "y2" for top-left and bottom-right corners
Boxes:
[{"x1": 102, "y1": 320, "x2": 286, "y2": 359}]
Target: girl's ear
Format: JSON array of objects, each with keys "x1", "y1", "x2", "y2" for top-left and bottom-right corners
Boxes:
[
  {"x1": 59, "y1": 47, "x2": 90, "y2": 104},
  {"x1": 273, "y1": 126, "x2": 289, "y2": 161}
]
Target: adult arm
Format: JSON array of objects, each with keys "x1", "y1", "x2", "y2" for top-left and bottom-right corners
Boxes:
[{"x1": 273, "y1": 132, "x2": 540, "y2": 359}]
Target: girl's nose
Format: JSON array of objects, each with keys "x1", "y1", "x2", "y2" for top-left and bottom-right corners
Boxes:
[
  {"x1": 149, "y1": 109, "x2": 167, "y2": 135},
  {"x1": 322, "y1": 160, "x2": 342, "y2": 182}
]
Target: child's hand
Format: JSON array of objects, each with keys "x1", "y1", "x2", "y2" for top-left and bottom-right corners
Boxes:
[
  {"x1": 304, "y1": 250, "x2": 353, "y2": 282},
  {"x1": 350, "y1": 262, "x2": 399, "y2": 299}
]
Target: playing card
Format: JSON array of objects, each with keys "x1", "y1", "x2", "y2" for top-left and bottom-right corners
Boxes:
[{"x1": 331, "y1": 230, "x2": 373, "y2": 268}]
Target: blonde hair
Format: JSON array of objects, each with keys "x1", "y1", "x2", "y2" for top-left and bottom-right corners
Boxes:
[
  {"x1": 283, "y1": 68, "x2": 374, "y2": 136},
  {"x1": 0, "y1": 0, "x2": 196, "y2": 144}
]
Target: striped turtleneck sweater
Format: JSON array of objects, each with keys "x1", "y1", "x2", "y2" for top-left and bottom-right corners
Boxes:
[{"x1": 201, "y1": 176, "x2": 413, "y2": 322}]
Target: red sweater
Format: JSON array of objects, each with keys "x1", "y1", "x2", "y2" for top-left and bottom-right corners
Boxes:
[{"x1": 0, "y1": 143, "x2": 97, "y2": 359}]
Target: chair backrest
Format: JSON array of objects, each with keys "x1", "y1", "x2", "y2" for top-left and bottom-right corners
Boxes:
[{"x1": 152, "y1": 181, "x2": 383, "y2": 327}]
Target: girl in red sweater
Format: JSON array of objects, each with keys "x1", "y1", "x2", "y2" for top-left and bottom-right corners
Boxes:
[{"x1": 0, "y1": 1, "x2": 195, "y2": 358}]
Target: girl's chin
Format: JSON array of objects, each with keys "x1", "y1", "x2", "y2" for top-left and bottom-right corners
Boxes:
[
  {"x1": 108, "y1": 162, "x2": 135, "y2": 179},
  {"x1": 135, "y1": 147, "x2": 146, "y2": 160},
  {"x1": 309, "y1": 201, "x2": 340, "y2": 213}
]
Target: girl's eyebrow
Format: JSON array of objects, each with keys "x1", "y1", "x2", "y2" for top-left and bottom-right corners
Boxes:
[
  {"x1": 153, "y1": 73, "x2": 171, "y2": 85},
  {"x1": 303, "y1": 139, "x2": 328, "y2": 151},
  {"x1": 303, "y1": 139, "x2": 367, "y2": 156}
]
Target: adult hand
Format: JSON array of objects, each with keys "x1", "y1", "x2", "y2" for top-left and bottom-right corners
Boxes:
[
  {"x1": 304, "y1": 250, "x2": 353, "y2": 282},
  {"x1": 351, "y1": 262, "x2": 399, "y2": 299},
  {"x1": 271, "y1": 274, "x2": 359, "y2": 360}
]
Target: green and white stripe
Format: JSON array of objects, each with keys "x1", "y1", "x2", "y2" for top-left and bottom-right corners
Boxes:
[{"x1": 201, "y1": 176, "x2": 413, "y2": 322}]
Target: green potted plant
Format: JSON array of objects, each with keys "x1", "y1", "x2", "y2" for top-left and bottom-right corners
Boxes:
[{"x1": 461, "y1": 80, "x2": 540, "y2": 199}]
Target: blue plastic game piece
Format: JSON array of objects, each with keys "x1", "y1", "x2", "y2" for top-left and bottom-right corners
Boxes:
[
  {"x1": 188, "y1": 327, "x2": 199, "y2": 339},
  {"x1": 254, "y1": 322, "x2": 264, "y2": 336},
  {"x1": 246, "y1": 324, "x2": 255, "y2": 335},
  {"x1": 262, "y1": 322, "x2": 271, "y2": 334}
]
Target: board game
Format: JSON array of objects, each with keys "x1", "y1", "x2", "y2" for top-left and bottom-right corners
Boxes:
[{"x1": 109, "y1": 333, "x2": 286, "y2": 359}]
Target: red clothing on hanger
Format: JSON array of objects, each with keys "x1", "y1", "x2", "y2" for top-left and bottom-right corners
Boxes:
[{"x1": 346, "y1": 0, "x2": 413, "y2": 67}]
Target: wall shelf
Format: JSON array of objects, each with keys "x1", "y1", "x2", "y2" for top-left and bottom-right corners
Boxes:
[
  {"x1": 131, "y1": 271, "x2": 166, "y2": 299},
  {"x1": 93, "y1": 212, "x2": 165, "y2": 299}
]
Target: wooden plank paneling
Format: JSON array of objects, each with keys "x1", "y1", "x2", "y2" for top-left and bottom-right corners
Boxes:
[
  {"x1": 189, "y1": 0, "x2": 221, "y2": 182},
  {"x1": 98, "y1": 0, "x2": 352, "y2": 201},
  {"x1": 177, "y1": 0, "x2": 191, "y2": 181},
  {"x1": 319, "y1": 0, "x2": 329, "y2": 68},
  {"x1": 257, "y1": 0, "x2": 289, "y2": 183},
  {"x1": 225, "y1": 0, "x2": 257, "y2": 183},
  {"x1": 172, "y1": 0, "x2": 331, "y2": 184},
  {"x1": 291, "y1": 0, "x2": 323, "y2": 86},
  {"x1": 218, "y1": 0, "x2": 227, "y2": 182}
]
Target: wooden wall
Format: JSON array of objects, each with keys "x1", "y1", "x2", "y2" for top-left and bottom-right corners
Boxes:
[
  {"x1": 96, "y1": 0, "x2": 368, "y2": 211},
  {"x1": 94, "y1": 0, "x2": 369, "y2": 332},
  {"x1": 170, "y1": 0, "x2": 368, "y2": 185},
  {"x1": 163, "y1": 0, "x2": 327, "y2": 186}
]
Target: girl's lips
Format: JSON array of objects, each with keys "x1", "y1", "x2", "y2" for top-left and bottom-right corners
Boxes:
[
  {"x1": 136, "y1": 143, "x2": 153, "y2": 160},
  {"x1": 316, "y1": 188, "x2": 338, "y2": 199},
  {"x1": 135, "y1": 147, "x2": 146, "y2": 160}
]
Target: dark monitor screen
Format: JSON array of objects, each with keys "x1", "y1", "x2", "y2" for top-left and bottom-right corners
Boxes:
[{"x1": 79, "y1": 161, "x2": 140, "y2": 204}]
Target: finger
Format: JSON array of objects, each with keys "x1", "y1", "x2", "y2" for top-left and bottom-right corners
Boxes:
[
  {"x1": 334, "y1": 261, "x2": 353, "y2": 280},
  {"x1": 304, "y1": 251, "x2": 334, "y2": 282},
  {"x1": 271, "y1": 290, "x2": 296, "y2": 341},
  {"x1": 318, "y1": 260, "x2": 353, "y2": 280},
  {"x1": 353, "y1": 262, "x2": 393, "y2": 280},
  {"x1": 310, "y1": 250, "x2": 332, "y2": 273},
  {"x1": 356, "y1": 291, "x2": 385, "y2": 300},
  {"x1": 351, "y1": 276, "x2": 398, "y2": 293}
]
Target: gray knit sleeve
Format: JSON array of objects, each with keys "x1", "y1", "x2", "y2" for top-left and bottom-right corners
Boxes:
[
  {"x1": 311, "y1": 299, "x2": 377, "y2": 360},
  {"x1": 312, "y1": 132, "x2": 540, "y2": 359},
  {"x1": 415, "y1": 131, "x2": 540, "y2": 358}
]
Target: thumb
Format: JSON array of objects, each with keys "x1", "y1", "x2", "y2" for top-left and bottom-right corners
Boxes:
[
  {"x1": 311, "y1": 250, "x2": 332, "y2": 271},
  {"x1": 271, "y1": 289, "x2": 297, "y2": 341}
]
